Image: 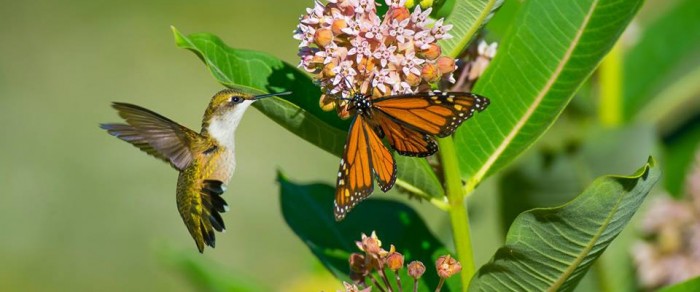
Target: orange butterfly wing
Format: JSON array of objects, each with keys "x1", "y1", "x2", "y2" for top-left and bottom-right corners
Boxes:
[
  {"x1": 374, "y1": 112, "x2": 438, "y2": 157},
  {"x1": 373, "y1": 91, "x2": 490, "y2": 138},
  {"x1": 334, "y1": 116, "x2": 396, "y2": 221}
]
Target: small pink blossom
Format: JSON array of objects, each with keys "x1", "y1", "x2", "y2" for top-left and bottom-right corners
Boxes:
[
  {"x1": 431, "y1": 18, "x2": 453, "y2": 40},
  {"x1": 413, "y1": 30, "x2": 435, "y2": 50},
  {"x1": 387, "y1": 18, "x2": 415, "y2": 43},
  {"x1": 410, "y1": 6, "x2": 432, "y2": 27},
  {"x1": 372, "y1": 44, "x2": 398, "y2": 68}
]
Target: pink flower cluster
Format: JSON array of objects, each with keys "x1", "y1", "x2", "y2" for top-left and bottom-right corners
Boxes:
[{"x1": 294, "y1": 0, "x2": 457, "y2": 117}]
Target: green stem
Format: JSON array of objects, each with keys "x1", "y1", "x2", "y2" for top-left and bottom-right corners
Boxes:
[
  {"x1": 437, "y1": 136, "x2": 475, "y2": 289},
  {"x1": 598, "y1": 41, "x2": 623, "y2": 127}
]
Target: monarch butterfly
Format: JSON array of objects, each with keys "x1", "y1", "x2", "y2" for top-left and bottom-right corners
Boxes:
[{"x1": 334, "y1": 90, "x2": 490, "y2": 220}]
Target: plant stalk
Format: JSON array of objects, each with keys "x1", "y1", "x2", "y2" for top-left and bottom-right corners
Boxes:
[
  {"x1": 598, "y1": 41, "x2": 623, "y2": 127},
  {"x1": 437, "y1": 136, "x2": 476, "y2": 288}
]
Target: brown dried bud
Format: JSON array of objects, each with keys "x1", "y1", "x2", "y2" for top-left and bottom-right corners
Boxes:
[
  {"x1": 436, "y1": 255, "x2": 462, "y2": 279},
  {"x1": 386, "y1": 252, "x2": 404, "y2": 271},
  {"x1": 319, "y1": 94, "x2": 336, "y2": 112},
  {"x1": 436, "y1": 56, "x2": 456, "y2": 75},
  {"x1": 421, "y1": 63, "x2": 440, "y2": 83},
  {"x1": 331, "y1": 19, "x2": 348, "y2": 36},
  {"x1": 419, "y1": 44, "x2": 442, "y2": 60},
  {"x1": 349, "y1": 253, "x2": 368, "y2": 273},
  {"x1": 314, "y1": 28, "x2": 333, "y2": 47},
  {"x1": 385, "y1": 6, "x2": 410, "y2": 22},
  {"x1": 407, "y1": 261, "x2": 426, "y2": 279}
]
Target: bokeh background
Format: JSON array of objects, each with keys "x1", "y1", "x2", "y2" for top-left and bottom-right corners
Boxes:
[{"x1": 0, "y1": 0, "x2": 697, "y2": 291}]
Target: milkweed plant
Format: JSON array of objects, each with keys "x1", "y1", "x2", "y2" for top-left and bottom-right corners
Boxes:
[{"x1": 170, "y1": 0, "x2": 700, "y2": 290}]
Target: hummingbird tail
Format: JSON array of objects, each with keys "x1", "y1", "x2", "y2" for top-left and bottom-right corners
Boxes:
[{"x1": 198, "y1": 180, "x2": 229, "y2": 250}]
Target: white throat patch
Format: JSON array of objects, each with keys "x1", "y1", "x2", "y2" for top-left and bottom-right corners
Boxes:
[{"x1": 207, "y1": 100, "x2": 254, "y2": 149}]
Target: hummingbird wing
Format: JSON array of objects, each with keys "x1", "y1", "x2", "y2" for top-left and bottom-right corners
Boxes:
[{"x1": 101, "y1": 102, "x2": 212, "y2": 170}]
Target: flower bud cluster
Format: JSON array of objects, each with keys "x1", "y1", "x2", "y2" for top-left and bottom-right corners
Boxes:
[
  {"x1": 342, "y1": 231, "x2": 461, "y2": 291},
  {"x1": 294, "y1": 0, "x2": 457, "y2": 117}
]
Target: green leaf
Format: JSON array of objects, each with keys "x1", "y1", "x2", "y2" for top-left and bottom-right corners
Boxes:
[
  {"x1": 499, "y1": 124, "x2": 657, "y2": 291},
  {"x1": 658, "y1": 276, "x2": 700, "y2": 292},
  {"x1": 469, "y1": 157, "x2": 660, "y2": 291},
  {"x1": 277, "y1": 171, "x2": 457, "y2": 290},
  {"x1": 173, "y1": 27, "x2": 445, "y2": 199},
  {"x1": 624, "y1": 0, "x2": 700, "y2": 121},
  {"x1": 439, "y1": 0, "x2": 504, "y2": 58},
  {"x1": 453, "y1": 0, "x2": 644, "y2": 185}
]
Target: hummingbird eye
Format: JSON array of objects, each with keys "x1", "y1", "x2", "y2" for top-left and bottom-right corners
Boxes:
[{"x1": 229, "y1": 96, "x2": 242, "y2": 104}]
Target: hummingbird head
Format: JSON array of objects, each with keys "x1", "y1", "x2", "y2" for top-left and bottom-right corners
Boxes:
[{"x1": 202, "y1": 89, "x2": 291, "y2": 145}]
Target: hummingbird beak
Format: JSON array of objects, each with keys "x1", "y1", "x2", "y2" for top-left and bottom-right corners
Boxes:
[{"x1": 253, "y1": 91, "x2": 292, "y2": 100}]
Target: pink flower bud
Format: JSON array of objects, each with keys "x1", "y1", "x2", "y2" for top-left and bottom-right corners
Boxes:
[
  {"x1": 386, "y1": 6, "x2": 410, "y2": 22},
  {"x1": 407, "y1": 261, "x2": 426, "y2": 279},
  {"x1": 314, "y1": 28, "x2": 333, "y2": 47},
  {"x1": 332, "y1": 19, "x2": 348, "y2": 35},
  {"x1": 386, "y1": 252, "x2": 404, "y2": 271},
  {"x1": 419, "y1": 44, "x2": 441, "y2": 60},
  {"x1": 421, "y1": 63, "x2": 440, "y2": 83},
  {"x1": 436, "y1": 56, "x2": 456, "y2": 74},
  {"x1": 405, "y1": 72, "x2": 421, "y2": 86}
]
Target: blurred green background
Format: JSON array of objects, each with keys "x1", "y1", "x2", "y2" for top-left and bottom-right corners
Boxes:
[
  {"x1": 0, "y1": 1, "x2": 477, "y2": 290},
  {"x1": 1, "y1": 0, "x2": 697, "y2": 291},
  {"x1": 0, "y1": 0, "x2": 346, "y2": 290}
]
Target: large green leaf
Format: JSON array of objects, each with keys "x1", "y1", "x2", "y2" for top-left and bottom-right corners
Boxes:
[
  {"x1": 499, "y1": 124, "x2": 657, "y2": 291},
  {"x1": 173, "y1": 27, "x2": 445, "y2": 199},
  {"x1": 439, "y1": 0, "x2": 504, "y2": 58},
  {"x1": 469, "y1": 157, "x2": 660, "y2": 291},
  {"x1": 623, "y1": 0, "x2": 700, "y2": 121},
  {"x1": 453, "y1": 0, "x2": 644, "y2": 185},
  {"x1": 277, "y1": 172, "x2": 458, "y2": 290}
]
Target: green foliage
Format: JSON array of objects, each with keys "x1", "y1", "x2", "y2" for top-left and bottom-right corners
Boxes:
[
  {"x1": 454, "y1": 0, "x2": 644, "y2": 184},
  {"x1": 623, "y1": 0, "x2": 700, "y2": 121},
  {"x1": 471, "y1": 158, "x2": 660, "y2": 291},
  {"x1": 277, "y1": 172, "x2": 459, "y2": 290},
  {"x1": 168, "y1": 0, "x2": 699, "y2": 290}
]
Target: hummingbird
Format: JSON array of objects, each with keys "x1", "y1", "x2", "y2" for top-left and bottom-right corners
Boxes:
[{"x1": 100, "y1": 89, "x2": 291, "y2": 253}]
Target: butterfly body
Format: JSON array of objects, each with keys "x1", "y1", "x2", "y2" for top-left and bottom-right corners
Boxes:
[
  {"x1": 334, "y1": 90, "x2": 490, "y2": 220},
  {"x1": 101, "y1": 89, "x2": 290, "y2": 252}
]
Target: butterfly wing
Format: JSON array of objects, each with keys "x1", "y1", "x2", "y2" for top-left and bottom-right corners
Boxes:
[
  {"x1": 101, "y1": 102, "x2": 206, "y2": 170},
  {"x1": 374, "y1": 112, "x2": 438, "y2": 157},
  {"x1": 335, "y1": 116, "x2": 396, "y2": 221},
  {"x1": 373, "y1": 91, "x2": 490, "y2": 138}
]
